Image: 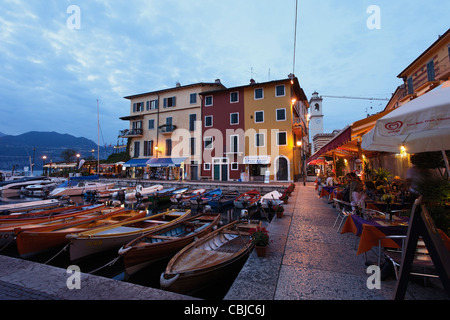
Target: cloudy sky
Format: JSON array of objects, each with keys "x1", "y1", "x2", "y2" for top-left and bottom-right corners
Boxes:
[{"x1": 1, "y1": 0, "x2": 449, "y2": 145}]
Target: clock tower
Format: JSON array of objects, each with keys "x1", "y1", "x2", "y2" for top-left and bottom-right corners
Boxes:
[{"x1": 309, "y1": 92, "x2": 324, "y2": 153}]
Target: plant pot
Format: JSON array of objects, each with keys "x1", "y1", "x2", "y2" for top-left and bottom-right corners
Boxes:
[
  {"x1": 255, "y1": 245, "x2": 267, "y2": 257},
  {"x1": 276, "y1": 211, "x2": 284, "y2": 218}
]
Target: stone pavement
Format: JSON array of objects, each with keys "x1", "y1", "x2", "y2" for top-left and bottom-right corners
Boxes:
[{"x1": 225, "y1": 182, "x2": 448, "y2": 300}]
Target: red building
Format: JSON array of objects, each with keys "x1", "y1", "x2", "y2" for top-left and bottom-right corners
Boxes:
[{"x1": 199, "y1": 86, "x2": 246, "y2": 181}]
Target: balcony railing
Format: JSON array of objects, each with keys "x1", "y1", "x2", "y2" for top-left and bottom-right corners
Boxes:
[
  {"x1": 118, "y1": 129, "x2": 143, "y2": 138},
  {"x1": 159, "y1": 124, "x2": 177, "y2": 134}
]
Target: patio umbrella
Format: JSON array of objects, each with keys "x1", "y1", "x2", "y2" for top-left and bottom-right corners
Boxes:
[{"x1": 361, "y1": 82, "x2": 450, "y2": 174}]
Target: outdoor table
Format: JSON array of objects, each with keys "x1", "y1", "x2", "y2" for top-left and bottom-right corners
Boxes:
[
  {"x1": 320, "y1": 186, "x2": 337, "y2": 199},
  {"x1": 340, "y1": 214, "x2": 409, "y2": 255},
  {"x1": 365, "y1": 200, "x2": 408, "y2": 213}
]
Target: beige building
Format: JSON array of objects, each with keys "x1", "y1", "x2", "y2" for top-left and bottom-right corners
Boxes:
[{"x1": 120, "y1": 81, "x2": 225, "y2": 180}]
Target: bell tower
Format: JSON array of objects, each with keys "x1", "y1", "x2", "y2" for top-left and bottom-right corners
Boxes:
[{"x1": 309, "y1": 92, "x2": 324, "y2": 153}]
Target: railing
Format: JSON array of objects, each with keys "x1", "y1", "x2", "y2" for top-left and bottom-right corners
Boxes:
[
  {"x1": 159, "y1": 125, "x2": 176, "y2": 134},
  {"x1": 118, "y1": 129, "x2": 143, "y2": 137}
]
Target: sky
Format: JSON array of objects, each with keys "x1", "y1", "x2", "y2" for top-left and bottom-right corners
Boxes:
[{"x1": 0, "y1": 0, "x2": 449, "y2": 146}]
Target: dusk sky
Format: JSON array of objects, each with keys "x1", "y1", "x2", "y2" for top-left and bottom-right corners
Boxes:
[{"x1": 1, "y1": 0, "x2": 449, "y2": 146}]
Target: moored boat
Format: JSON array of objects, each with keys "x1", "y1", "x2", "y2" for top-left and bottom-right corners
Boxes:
[
  {"x1": 233, "y1": 189, "x2": 261, "y2": 209},
  {"x1": 171, "y1": 188, "x2": 205, "y2": 206},
  {"x1": 0, "y1": 176, "x2": 54, "y2": 197},
  {"x1": 160, "y1": 219, "x2": 261, "y2": 295},
  {"x1": 260, "y1": 190, "x2": 284, "y2": 208},
  {"x1": 193, "y1": 188, "x2": 222, "y2": 206},
  {"x1": 118, "y1": 213, "x2": 221, "y2": 277},
  {"x1": 67, "y1": 209, "x2": 191, "y2": 261},
  {"x1": 49, "y1": 176, "x2": 116, "y2": 197},
  {"x1": 0, "y1": 198, "x2": 66, "y2": 215},
  {"x1": 208, "y1": 190, "x2": 240, "y2": 210},
  {"x1": 15, "y1": 208, "x2": 145, "y2": 258}
]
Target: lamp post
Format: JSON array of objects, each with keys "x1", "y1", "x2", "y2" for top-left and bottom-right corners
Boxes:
[{"x1": 42, "y1": 156, "x2": 47, "y2": 176}]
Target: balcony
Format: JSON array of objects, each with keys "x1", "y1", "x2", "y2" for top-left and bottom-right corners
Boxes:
[
  {"x1": 292, "y1": 117, "x2": 307, "y2": 138},
  {"x1": 159, "y1": 124, "x2": 177, "y2": 134},
  {"x1": 118, "y1": 129, "x2": 143, "y2": 138}
]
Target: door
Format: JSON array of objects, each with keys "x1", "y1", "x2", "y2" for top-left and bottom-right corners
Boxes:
[
  {"x1": 213, "y1": 165, "x2": 220, "y2": 181},
  {"x1": 276, "y1": 157, "x2": 288, "y2": 181},
  {"x1": 221, "y1": 164, "x2": 228, "y2": 181},
  {"x1": 190, "y1": 165, "x2": 198, "y2": 181}
]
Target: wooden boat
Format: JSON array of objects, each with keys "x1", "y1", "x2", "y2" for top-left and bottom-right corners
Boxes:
[
  {"x1": 233, "y1": 189, "x2": 261, "y2": 209},
  {"x1": 22, "y1": 178, "x2": 66, "y2": 197},
  {"x1": 67, "y1": 209, "x2": 191, "y2": 261},
  {"x1": 0, "y1": 198, "x2": 66, "y2": 215},
  {"x1": 160, "y1": 220, "x2": 261, "y2": 295},
  {"x1": 208, "y1": 190, "x2": 240, "y2": 210},
  {"x1": 145, "y1": 187, "x2": 176, "y2": 205},
  {"x1": 118, "y1": 213, "x2": 221, "y2": 277},
  {"x1": 193, "y1": 188, "x2": 222, "y2": 206},
  {"x1": 15, "y1": 208, "x2": 145, "y2": 258},
  {"x1": 261, "y1": 190, "x2": 284, "y2": 208},
  {"x1": 126, "y1": 184, "x2": 164, "y2": 202},
  {"x1": 171, "y1": 188, "x2": 205, "y2": 206},
  {"x1": 0, "y1": 204, "x2": 107, "y2": 247},
  {"x1": 0, "y1": 176, "x2": 54, "y2": 197},
  {"x1": 0, "y1": 203, "x2": 96, "y2": 226}
]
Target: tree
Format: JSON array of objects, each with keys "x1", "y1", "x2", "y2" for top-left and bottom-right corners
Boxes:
[{"x1": 61, "y1": 149, "x2": 78, "y2": 162}]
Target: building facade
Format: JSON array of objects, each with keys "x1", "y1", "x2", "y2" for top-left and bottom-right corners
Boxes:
[{"x1": 308, "y1": 91, "x2": 324, "y2": 153}]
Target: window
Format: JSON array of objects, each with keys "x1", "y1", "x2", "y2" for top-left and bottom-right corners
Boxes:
[
  {"x1": 204, "y1": 115, "x2": 213, "y2": 127},
  {"x1": 163, "y1": 96, "x2": 176, "y2": 108},
  {"x1": 255, "y1": 133, "x2": 265, "y2": 147},
  {"x1": 254, "y1": 88, "x2": 263, "y2": 100},
  {"x1": 230, "y1": 92, "x2": 239, "y2": 103},
  {"x1": 190, "y1": 93, "x2": 197, "y2": 104},
  {"x1": 231, "y1": 162, "x2": 238, "y2": 170},
  {"x1": 148, "y1": 119, "x2": 155, "y2": 130},
  {"x1": 189, "y1": 114, "x2": 196, "y2": 131},
  {"x1": 277, "y1": 131, "x2": 287, "y2": 146},
  {"x1": 407, "y1": 77, "x2": 414, "y2": 95},
  {"x1": 143, "y1": 140, "x2": 153, "y2": 156},
  {"x1": 147, "y1": 100, "x2": 158, "y2": 110},
  {"x1": 133, "y1": 141, "x2": 140, "y2": 158},
  {"x1": 276, "y1": 108, "x2": 286, "y2": 121},
  {"x1": 165, "y1": 139, "x2": 172, "y2": 156},
  {"x1": 204, "y1": 163, "x2": 211, "y2": 170},
  {"x1": 230, "y1": 135, "x2": 239, "y2": 153},
  {"x1": 230, "y1": 113, "x2": 239, "y2": 125},
  {"x1": 205, "y1": 96, "x2": 213, "y2": 106},
  {"x1": 133, "y1": 102, "x2": 144, "y2": 112},
  {"x1": 426, "y1": 60, "x2": 435, "y2": 82},
  {"x1": 132, "y1": 121, "x2": 142, "y2": 129},
  {"x1": 254, "y1": 111, "x2": 264, "y2": 123},
  {"x1": 190, "y1": 137, "x2": 196, "y2": 156},
  {"x1": 204, "y1": 137, "x2": 213, "y2": 149},
  {"x1": 275, "y1": 85, "x2": 285, "y2": 97}
]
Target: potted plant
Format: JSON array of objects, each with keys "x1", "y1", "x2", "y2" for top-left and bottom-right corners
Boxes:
[
  {"x1": 280, "y1": 193, "x2": 289, "y2": 204},
  {"x1": 249, "y1": 226, "x2": 270, "y2": 257},
  {"x1": 274, "y1": 205, "x2": 284, "y2": 218},
  {"x1": 381, "y1": 194, "x2": 395, "y2": 221}
]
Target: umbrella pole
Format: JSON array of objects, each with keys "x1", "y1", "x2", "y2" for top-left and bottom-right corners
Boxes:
[{"x1": 442, "y1": 150, "x2": 450, "y2": 180}]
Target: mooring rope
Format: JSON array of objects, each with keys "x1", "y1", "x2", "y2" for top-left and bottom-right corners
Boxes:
[
  {"x1": 44, "y1": 243, "x2": 70, "y2": 264},
  {"x1": 88, "y1": 256, "x2": 121, "y2": 274}
]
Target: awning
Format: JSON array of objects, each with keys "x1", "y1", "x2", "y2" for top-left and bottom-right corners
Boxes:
[
  {"x1": 147, "y1": 157, "x2": 187, "y2": 167},
  {"x1": 307, "y1": 126, "x2": 352, "y2": 163},
  {"x1": 122, "y1": 158, "x2": 150, "y2": 168}
]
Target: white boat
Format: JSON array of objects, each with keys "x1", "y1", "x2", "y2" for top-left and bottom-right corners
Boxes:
[
  {"x1": 260, "y1": 190, "x2": 284, "y2": 208},
  {"x1": 0, "y1": 176, "x2": 54, "y2": 197},
  {"x1": 0, "y1": 198, "x2": 64, "y2": 214},
  {"x1": 49, "y1": 179, "x2": 115, "y2": 197},
  {"x1": 126, "y1": 184, "x2": 164, "y2": 202},
  {"x1": 23, "y1": 178, "x2": 66, "y2": 197}
]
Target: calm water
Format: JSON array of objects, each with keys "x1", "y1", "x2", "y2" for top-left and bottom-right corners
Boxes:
[{"x1": 0, "y1": 192, "x2": 269, "y2": 299}]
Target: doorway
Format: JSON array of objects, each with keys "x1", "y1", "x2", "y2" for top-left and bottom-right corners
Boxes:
[{"x1": 276, "y1": 156, "x2": 289, "y2": 181}]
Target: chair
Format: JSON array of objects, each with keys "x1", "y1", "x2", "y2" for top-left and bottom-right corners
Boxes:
[{"x1": 332, "y1": 199, "x2": 355, "y2": 232}]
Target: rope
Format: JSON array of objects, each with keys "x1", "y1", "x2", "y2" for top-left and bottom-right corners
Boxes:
[
  {"x1": 0, "y1": 237, "x2": 16, "y2": 252},
  {"x1": 44, "y1": 243, "x2": 70, "y2": 264},
  {"x1": 88, "y1": 256, "x2": 121, "y2": 274}
]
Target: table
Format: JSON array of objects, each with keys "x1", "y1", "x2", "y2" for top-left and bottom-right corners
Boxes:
[
  {"x1": 319, "y1": 186, "x2": 337, "y2": 199},
  {"x1": 341, "y1": 214, "x2": 409, "y2": 255},
  {"x1": 365, "y1": 200, "x2": 409, "y2": 213}
]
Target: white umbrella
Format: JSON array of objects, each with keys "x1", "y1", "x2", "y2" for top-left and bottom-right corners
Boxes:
[{"x1": 361, "y1": 82, "x2": 450, "y2": 173}]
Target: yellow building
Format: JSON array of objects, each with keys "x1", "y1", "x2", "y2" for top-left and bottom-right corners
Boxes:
[
  {"x1": 243, "y1": 76, "x2": 309, "y2": 182},
  {"x1": 120, "y1": 81, "x2": 225, "y2": 179}
]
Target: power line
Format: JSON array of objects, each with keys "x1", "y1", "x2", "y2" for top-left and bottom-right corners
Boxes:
[{"x1": 321, "y1": 95, "x2": 389, "y2": 101}]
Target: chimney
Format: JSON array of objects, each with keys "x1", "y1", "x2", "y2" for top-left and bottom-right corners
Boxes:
[
  {"x1": 250, "y1": 79, "x2": 256, "y2": 85},
  {"x1": 215, "y1": 79, "x2": 221, "y2": 84},
  {"x1": 176, "y1": 82, "x2": 181, "y2": 87}
]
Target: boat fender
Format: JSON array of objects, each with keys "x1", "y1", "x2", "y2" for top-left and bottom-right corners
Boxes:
[
  {"x1": 160, "y1": 273, "x2": 179, "y2": 288},
  {"x1": 118, "y1": 246, "x2": 131, "y2": 255}
]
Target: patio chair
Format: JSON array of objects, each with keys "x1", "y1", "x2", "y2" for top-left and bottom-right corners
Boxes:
[{"x1": 332, "y1": 199, "x2": 355, "y2": 232}]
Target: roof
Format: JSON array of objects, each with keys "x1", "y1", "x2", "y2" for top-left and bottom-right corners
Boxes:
[
  {"x1": 124, "y1": 82, "x2": 226, "y2": 100},
  {"x1": 397, "y1": 28, "x2": 450, "y2": 79}
]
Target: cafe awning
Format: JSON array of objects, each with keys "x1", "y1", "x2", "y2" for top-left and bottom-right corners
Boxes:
[
  {"x1": 307, "y1": 126, "x2": 352, "y2": 163},
  {"x1": 122, "y1": 158, "x2": 150, "y2": 168},
  {"x1": 147, "y1": 157, "x2": 187, "y2": 167}
]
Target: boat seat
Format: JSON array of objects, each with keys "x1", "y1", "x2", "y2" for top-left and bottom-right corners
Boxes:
[{"x1": 95, "y1": 226, "x2": 139, "y2": 235}]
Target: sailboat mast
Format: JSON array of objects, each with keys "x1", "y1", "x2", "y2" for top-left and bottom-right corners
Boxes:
[{"x1": 97, "y1": 99, "x2": 100, "y2": 175}]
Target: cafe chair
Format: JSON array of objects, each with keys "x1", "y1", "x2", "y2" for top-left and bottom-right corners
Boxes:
[{"x1": 332, "y1": 199, "x2": 355, "y2": 232}]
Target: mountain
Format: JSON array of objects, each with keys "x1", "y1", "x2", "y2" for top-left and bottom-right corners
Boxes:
[{"x1": 0, "y1": 131, "x2": 114, "y2": 171}]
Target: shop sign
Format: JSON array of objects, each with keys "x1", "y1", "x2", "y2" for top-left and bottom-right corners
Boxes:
[{"x1": 243, "y1": 156, "x2": 271, "y2": 165}]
